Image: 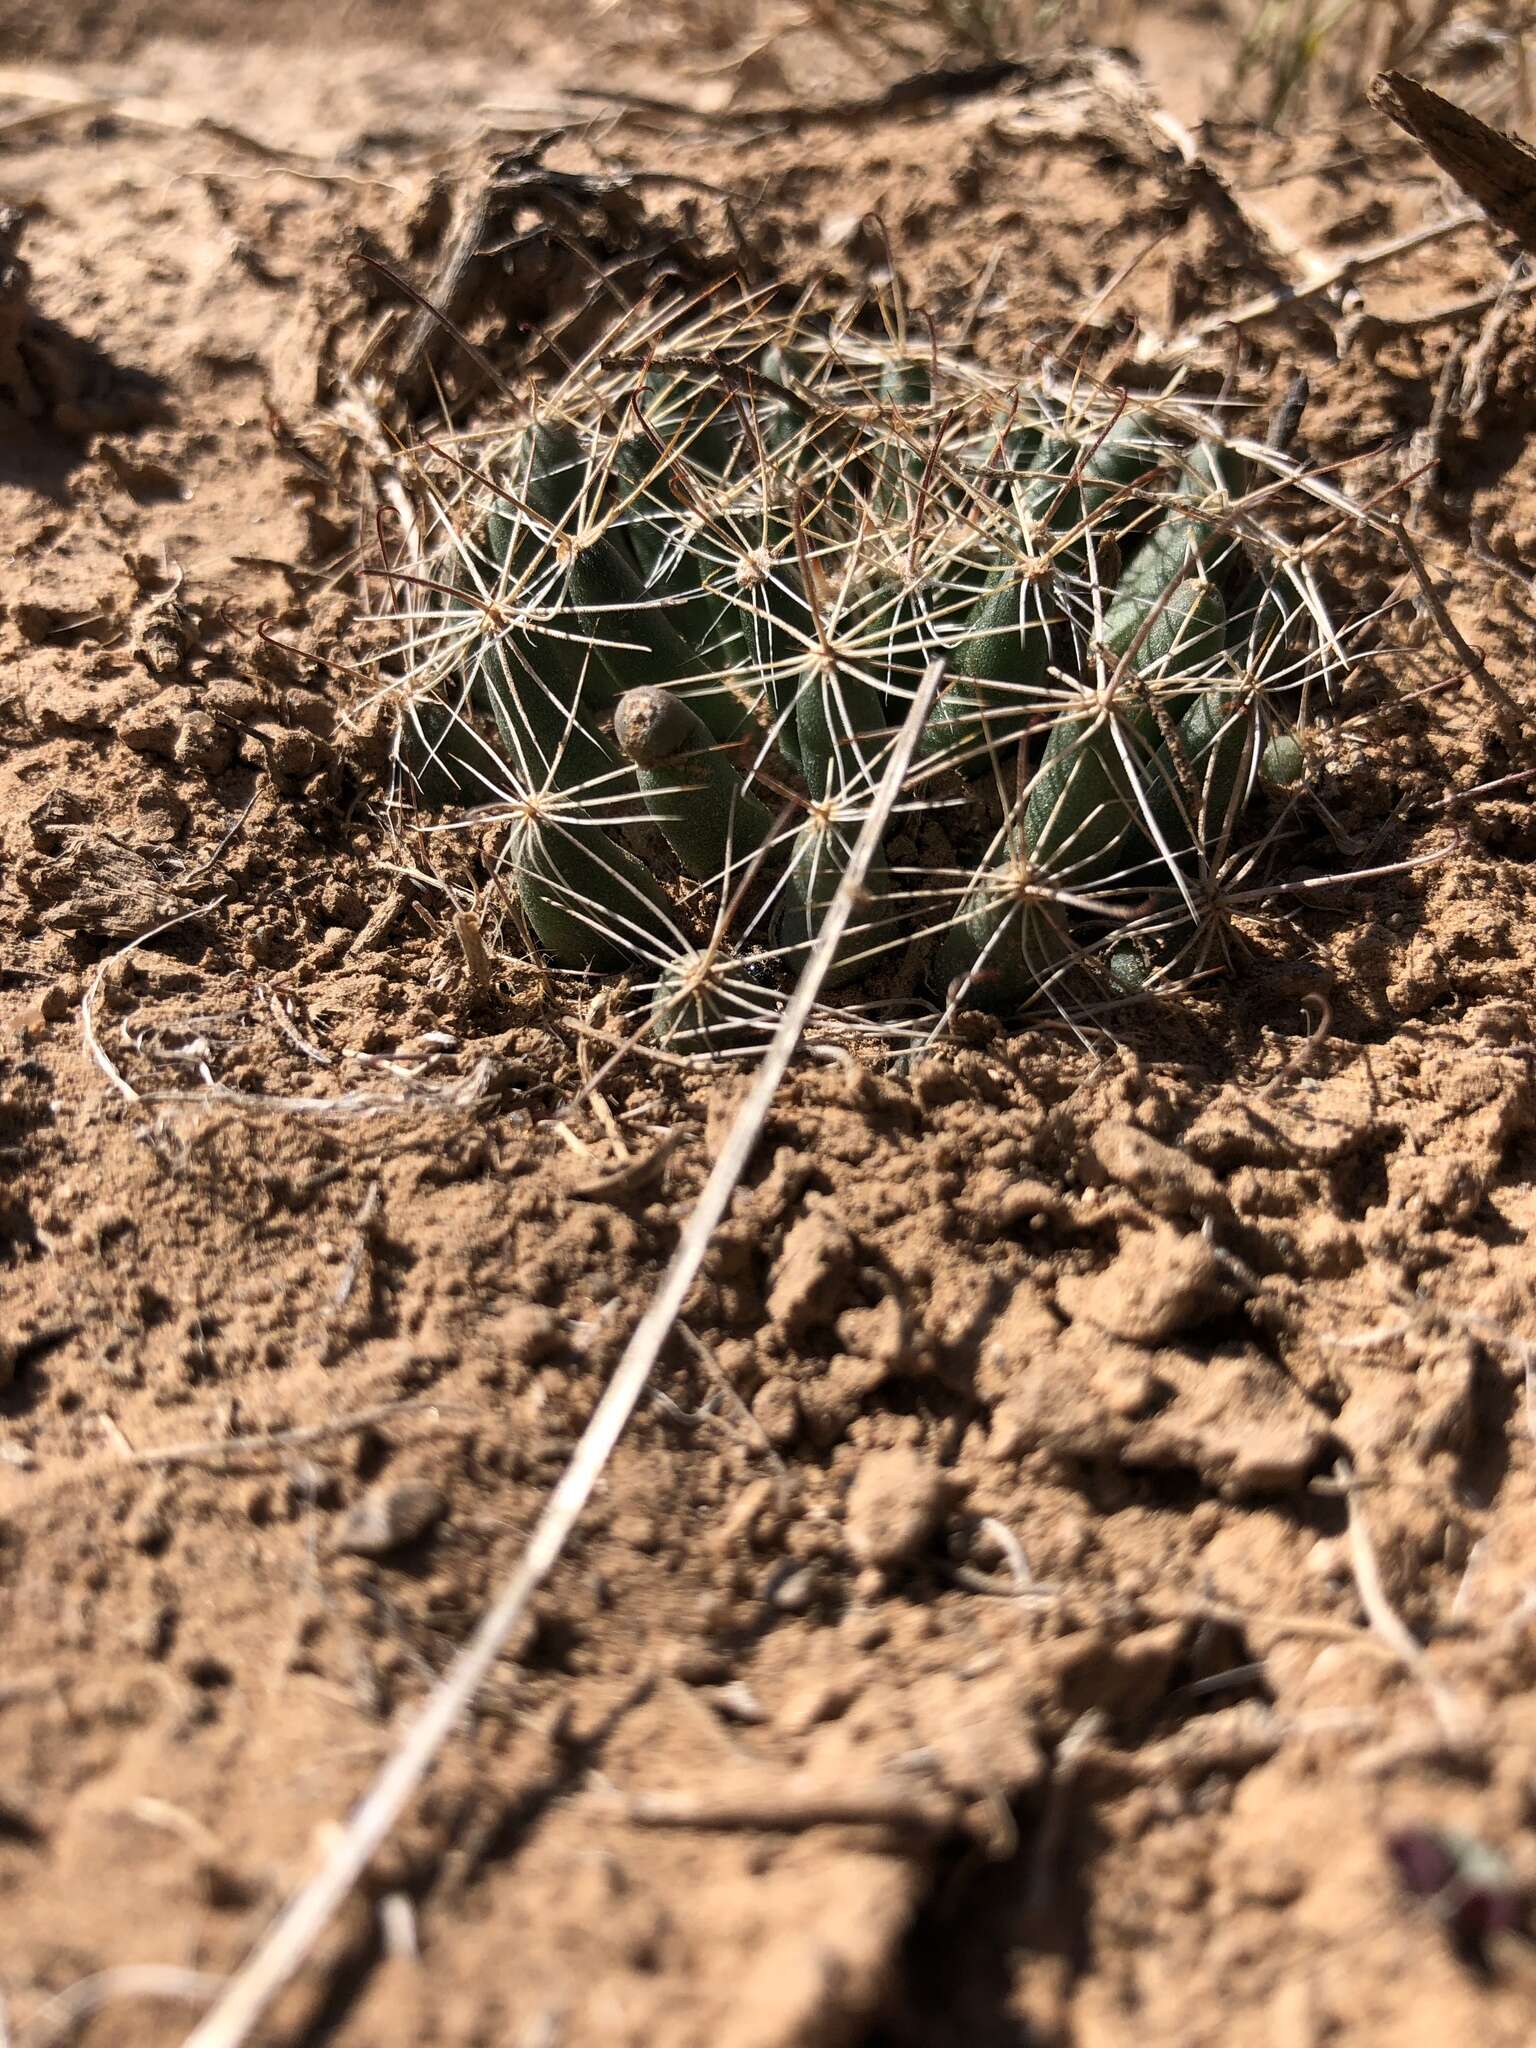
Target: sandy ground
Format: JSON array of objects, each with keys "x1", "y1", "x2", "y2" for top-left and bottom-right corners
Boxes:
[{"x1": 4, "y1": 5, "x2": 1536, "y2": 2045}]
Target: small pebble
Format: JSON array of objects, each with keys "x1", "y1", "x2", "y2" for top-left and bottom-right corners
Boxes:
[
  {"x1": 765, "y1": 1563, "x2": 819, "y2": 1613},
  {"x1": 332, "y1": 1480, "x2": 446, "y2": 1558},
  {"x1": 704, "y1": 1681, "x2": 767, "y2": 1725}
]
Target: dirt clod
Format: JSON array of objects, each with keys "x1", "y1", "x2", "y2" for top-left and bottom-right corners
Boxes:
[
  {"x1": 1056, "y1": 1228, "x2": 1228, "y2": 1345},
  {"x1": 766, "y1": 1205, "x2": 858, "y2": 1337},
  {"x1": 1087, "y1": 1121, "x2": 1231, "y2": 1224},
  {"x1": 844, "y1": 1446, "x2": 953, "y2": 1573},
  {"x1": 173, "y1": 711, "x2": 235, "y2": 776}
]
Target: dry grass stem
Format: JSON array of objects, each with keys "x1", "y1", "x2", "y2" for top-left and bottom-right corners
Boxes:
[
  {"x1": 617, "y1": 1782, "x2": 954, "y2": 1832},
  {"x1": 179, "y1": 660, "x2": 947, "y2": 2048},
  {"x1": 1337, "y1": 1457, "x2": 1467, "y2": 1744},
  {"x1": 1143, "y1": 209, "x2": 1485, "y2": 359},
  {"x1": 124, "y1": 1398, "x2": 453, "y2": 1472}
]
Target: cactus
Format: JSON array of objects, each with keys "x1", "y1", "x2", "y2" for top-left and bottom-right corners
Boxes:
[
  {"x1": 614, "y1": 684, "x2": 776, "y2": 882},
  {"x1": 650, "y1": 944, "x2": 778, "y2": 1055},
  {"x1": 375, "y1": 292, "x2": 1360, "y2": 1053}
]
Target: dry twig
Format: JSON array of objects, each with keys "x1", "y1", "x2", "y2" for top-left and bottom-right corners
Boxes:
[
  {"x1": 1462, "y1": 259, "x2": 1531, "y2": 416},
  {"x1": 18, "y1": 1966, "x2": 224, "y2": 2048},
  {"x1": 1338, "y1": 276, "x2": 1536, "y2": 360},
  {"x1": 616, "y1": 1781, "x2": 952, "y2": 1833},
  {"x1": 1255, "y1": 991, "x2": 1333, "y2": 1101},
  {"x1": 1371, "y1": 71, "x2": 1536, "y2": 257},
  {"x1": 330, "y1": 1182, "x2": 382, "y2": 1313},
  {"x1": 1028, "y1": 1709, "x2": 1106, "y2": 1917},
  {"x1": 1142, "y1": 210, "x2": 1485, "y2": 360},
  {"x1": 1408, "y1": 336, "x2": 1466, "y2": 527},
  {"x1": 568, "y1": 1132, "x2": 682, "y2": 1201},
  {"x1": 1337, "y1": 1457, "x2": 1466, "y2": 1743},
  {"x1": 125, "y1": 1398, "x2": 451, "y2": 1472},
  {"x1": 79, "y1": 902, "x2": 220, "y2": 1105},
  {"x1": 452, "y1": 907, "x2": 494, "y2": 993},
  {"x1": 179, "y1": 658, "x2": 949, "y2": 2048}
]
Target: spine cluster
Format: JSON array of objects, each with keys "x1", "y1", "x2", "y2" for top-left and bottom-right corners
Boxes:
[{"x1": 380, "y1": 295, "x2": 1340, "y2": 1054}]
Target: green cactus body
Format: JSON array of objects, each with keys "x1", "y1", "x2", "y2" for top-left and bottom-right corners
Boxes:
[
  {"x1": 779, "y1": 812, "x2": 892, "y2": 988},
  {"x1": 508, "y1": 808, "x2": 679, "y2": 972},
  {"x1": 1014, "y1": 430, "x2": 1072, "y2": 499},
  {"x1": 567, "y1": 533, "x2": 747, "y2": 742},
  {"x1": 1114, "y1": 439, "x2": 1251, "y2": 603},
  {"x1": 1146, "y1": 687, "x2": 1258, "y2": 861},
  {"x1": 608, "y1": 434, "x2": 676, "y2": 577},
  {"x1": 917, "y1": 425, "x2": 1123, "y2": 776},
  {"x1": 1103, "y1": 570, "x2": 1227, "y2": 682},
  {"x1": 794, "y1": 656, "x2": 889, "y2": 802},
  {"x1": 615, "y1": 685, "x2": 776, "y2": 880},
  {"x1": 917, "y1": 565, "x2": 1049, "y2": 774},
  {"x1": 470, "y1": 424, "x2": 626, "y2": 782},
  {"x1": 487, "y1": 420, "x2": 588, "y2": 570},
  {"x1": 396, "y1": 693, "x2": 511, "y2": 809},
  {"x1": 1111, "y1": 507, "x2": 1223, "y2": 610},
  {"x1": 477, "y1": 624, "x2": 619, "y2": 796},
  {"x1": 1024, "y1": 577, "x2": 1226, "y2": 890},
  {"x1": 1024, "y1": 709, "x2": 1149, "y2": 889},
  {"x1": 1260, "y1": 730, "x2": 1306, "y2": 791},
  {"x1": 1106, "y1": 933, "x2": 1161, "y2": 995},
  {"x1": 859, "y1": 577, "x2": 934, "y2": 720},
  {"x1": 1004, "y1": 435, "x2": 1078, "y2": 558},
  {"x1": 935, "y1": 838, "x2": 1072, "y2": 1011},
  {"x1": 469, "y1": 422, "x2": 599, "y2": 746},
  {"x1": 1187, "y1": 438, "x2": 1251, "y2": 505},
  {"x1": 638, "y1": 525, "x2": 750, "y2": 675},
  {"x1": 1226, "y1": 567, "x2": 1311, "y2": 691},
  {"x1": 566, "y1": 533, "x2": 687, "y2": 697},
  {"x1": 640, "y1": 367, "x2": 736, "y2": 480},
  {"x1": 1180, "y1": 569, "x2": 1311, "y2": 820},
  {"x1": 752, "y1": 349, "x2": 871, "y2": 531},
  {"x1": 650, "y1": 948, "x2": 770, "y2": 1054},
  {"x1": 608, "y1": 382, "x2": 739, "y2": 584},
  {"x1": 1072, "y1": 411, "x2": 1174, "y2": 537},
  {"x1": 388, "y1": 308, "x2": 1337, "y2": 1036},
  {"x1": 997, "y1": 421, "x2": 1043, "y2": 483},
  {"x1": 1222, "y1": 572, "x2": 1264, "y2": 654},
  {"x1": 755, "y1": 345, "x2": 812, "y2": 458},
  {"x1": 725, "y1": 531, "x2": 813, "y2": 765},
  {"x1": 1005, "y1": 418, "x2": 1161, "y2": 556},
  {"x1": 1004, "y1": 437, "x2": 1130, "y2": 630},
  {"x1": 880, "y1": 358, "x2": 931, "y2": 411},
  {"x1": 872, "y1": 357, "x2": 931, "y2": 517},
  {"x1": 602, "y1": 420, "x2": 751, "y2": 670}
]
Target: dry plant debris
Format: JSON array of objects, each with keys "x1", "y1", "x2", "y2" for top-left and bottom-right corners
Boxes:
[
  {"x1": 2, "y1": 7, "x2": 1536, "y2": 2048},
  {"x1": 1372, "y1": 69, "x2": 1536, "y2": 258}
]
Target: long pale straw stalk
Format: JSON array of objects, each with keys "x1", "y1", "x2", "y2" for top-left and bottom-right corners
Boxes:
[{"x1": 179, "y1": 657, "x2": 947, "y2": 2048}]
